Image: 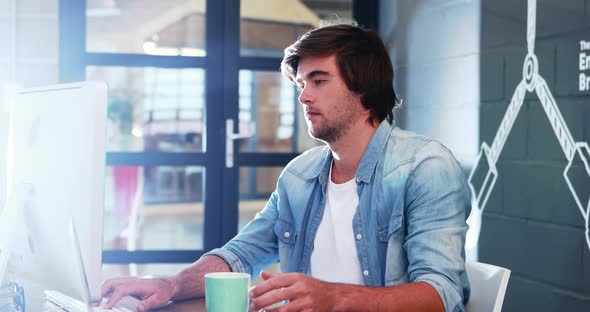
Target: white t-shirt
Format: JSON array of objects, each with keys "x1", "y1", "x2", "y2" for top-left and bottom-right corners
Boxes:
[{"x1": 310, "y1": 164, "x2": 364, "y2": 285}]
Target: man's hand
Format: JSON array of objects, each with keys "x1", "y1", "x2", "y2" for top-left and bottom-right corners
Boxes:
[
  {"x1": 249, "y1": 271, "x2": 335, "y2": 312},
  {"x1": 100, "y1": 277, "x2": 176, "y2": 312}
]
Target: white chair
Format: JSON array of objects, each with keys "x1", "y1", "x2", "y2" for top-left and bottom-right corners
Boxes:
[{"x1": 465, "y1": 261, "x2": 511, "y2": 312}]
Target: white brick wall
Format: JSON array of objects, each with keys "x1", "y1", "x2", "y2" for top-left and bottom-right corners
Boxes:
[
  {"x1": 0, "y1": 0, "x2": 58, "y2": 86},
  {"x1": 0, "y1": 0, "x2": 58, "y2": 213},
  {"x1": 16, "y1": 15, "x2": 59, "y2": 61},
  {"x1": 379, "y1": 0, "x2": 481, "y2": 168},
  {"x1": 0, "y1": 17, "x2": 9, "y2": 59},
  {"x1": 16, "y1": 0, "x2": 58, "y2": 14}
]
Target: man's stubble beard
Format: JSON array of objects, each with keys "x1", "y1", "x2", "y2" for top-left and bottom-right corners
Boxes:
[{"x1": 307, "y1": 96, "x2": 362, "y2": 144}]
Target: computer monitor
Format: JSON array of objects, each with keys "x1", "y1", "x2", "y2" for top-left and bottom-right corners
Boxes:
[{"x1": 6, "y1": 81, "x2": 107, "y2": 301}]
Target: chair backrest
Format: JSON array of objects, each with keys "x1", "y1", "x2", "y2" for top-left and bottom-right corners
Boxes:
[{"x1": 465, "y1": 261, "x2": 511, "y2": 312}]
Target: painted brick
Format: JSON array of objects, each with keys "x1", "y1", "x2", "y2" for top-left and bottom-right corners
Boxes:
[
  {"x1": 526, "y1": 101, "x2": 566, "y2": 162},
  {"x1": 392, "y1": 109, "x2": 404, "y2": 129},
  {"x1": 401, "y1": 8, "x2": 479, "y2": 61},
  {"x1": 480, "y1": 161, "x2": 504, "y2": 214},
  {"x1": 481, "y1": 0, "x2": 526, "y2": 49},
  {"x1": 387, "y1": 1, "x2": 417, "y2": 66},
  {"x1": 16, "y1": 16, "x2": 58, "y2": 60},
  {"x1": 534, "y1": 40, "x2": 557, "y2": 90},
  {"x1": 523, "y1": 221, "x2": 586, "y2": 292},
  {"x1": 392, "y1": 41, "x2": 409, "y2": 68},
  {"x1": 17, "y1": 0, "x2": 58, "y2": 15},
  {"x1": 503, "y1": 45, "x2": 528, "y2": 100},
  {"x1": 536, "y1": 0, "x2": 586, "y2": 38},
  {"x1": 552, "y1": 166, "x2": 588, "y2": 227},
  {"x1": 0, "y1": 17, "x2": 9, "y2": 59},
  {"x1": 393, "y1": 64, "x2": 407, "y2": 107},
  {"x1": 500, "y1": 161, "x2": 585, "y2": 227},
  {"x1": 0, "y1": 62, "x2": 9, "y2": 83},
  {"x1": 481, "y1": 51, "x2": 504, "y2": 101},
  {"x1": 403, "y1": 106, "x2": 477, "y2": 152},
  {"x1": 503, "y1": 275, "x2": 589, "y2": 312},
  {"x1": 480, "y1": 101, "x2": 528, "y2": 160},
  {"x1": 562, "y1": 99, "x2": 587, "y2": 142},
  {"x1": 556, "y1": 36, "x2": 590, "y2": 97},
  {"x1": 499, "y1": 161, "x2": 547, "y2": 220},
  {"x1": 565, "y1": 160, "x2": 590, "y2": 222},
  {"x1": 428, "y1": 106, "x2": 479, "y2": 166},
  {"x1": 585, "y1": 246, "x2": 590, "y2": 294},
  {"x1": 481, "y1": 1, "x2": 590, "y2": 310},
  {"x1": 469, "y1": 153, "x2": 491, "y2": 205},
  {"x1": 478, "y1": 215, "x2": 528, "y2": 269},
  {"x1": 502, "y1": 276, "x2": 551, "y2": 312},
  {"x1": 526, "y1": 99, "x2": 583, "y2": 162},
  {"x1": 0, "y1": 1, "x2": 8, "y2": 13},
  {"x1": 436, "y1": 55, "x2": 480, "y2": 110},
  {"x1": 16, "y1": 63, "x2": 58, "y2": 87},
  {"x1": 493, "y1": 41, "x2": 555, "y2": 96},
  {"x1": 480, "y1": 215, "x2": 586, "y2": 292}
]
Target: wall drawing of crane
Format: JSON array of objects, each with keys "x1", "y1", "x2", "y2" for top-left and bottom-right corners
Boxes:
[{"x1": 466, "y1": 0, "x2": 590, "y2": 260}]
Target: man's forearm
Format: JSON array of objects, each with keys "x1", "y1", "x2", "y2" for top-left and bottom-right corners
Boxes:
[
  {"x1": 331, "y1": 281, "x2": 445, "y2": 312},
  {"x1": 168, "y1": 255, "x2": 231, "y2": 300}
]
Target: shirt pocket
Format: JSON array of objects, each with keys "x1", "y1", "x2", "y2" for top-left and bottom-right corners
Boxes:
[
  {"x1": 378, "y1": 213, "x2": 403, "y2": 242},
  {"x1": 379, "y1": 213, "x2": 407, "y2": 284},
  {"x1": 273, "y1": 219, "x2": 298, "y2": 272},
  {"x1": 274, "y1": 218, "x2": 297, "y2": 245}
]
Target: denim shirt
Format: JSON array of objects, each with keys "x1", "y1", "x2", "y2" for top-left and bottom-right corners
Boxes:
[{"x1": 205, "y1": 121, "x2": 471, "y2": 312}]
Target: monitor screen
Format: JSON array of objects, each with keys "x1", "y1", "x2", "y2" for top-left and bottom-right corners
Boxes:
[{"x1": 7, "y1": 81, "x2": 107, "y2": 302}]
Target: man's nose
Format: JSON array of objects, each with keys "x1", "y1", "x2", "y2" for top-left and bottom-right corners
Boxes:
[{"x1": 298, "y1": 87, "x2": 313, "y2": 105}]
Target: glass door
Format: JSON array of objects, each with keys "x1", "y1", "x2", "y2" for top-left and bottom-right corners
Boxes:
[{"x1": 59, "y1": 0, "x2": 376, "y2": 278}]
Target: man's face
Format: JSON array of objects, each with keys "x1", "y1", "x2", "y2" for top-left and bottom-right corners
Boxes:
[{"x1": 295, "y1": 55, "x2": 365, "y2": 143}]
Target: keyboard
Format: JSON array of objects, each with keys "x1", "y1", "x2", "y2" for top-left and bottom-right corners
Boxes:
[{"x1": 44, "y1": 290, "x2": 134, "y2": 312}]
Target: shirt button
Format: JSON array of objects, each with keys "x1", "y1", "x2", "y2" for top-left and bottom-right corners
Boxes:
[
  {"x1": 356, "y1": 233, "x2": 363, "y2": 240},
  {"x1": 284, "y1": 232, "x2": 290, "y2": 238},
  {"x1": 356, "y1": 177, "x2": 361, "y2": 183},
  {"x1": 363, "y1": 270, "x2": 369, "y2": 276}
]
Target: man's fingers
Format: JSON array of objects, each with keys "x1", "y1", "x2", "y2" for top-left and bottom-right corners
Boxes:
[
  {"x1": 250, "y1": 286, "x2": 295, "y2": 310},
  {"x1": 261, "y1": 271, "x2": 278, "y2": 280},
  {"x1": 137, "y1": 294, "x2": 166, "y2": 312},
  {"x1": 100, "y1": 277, "x2": 133, "y2": 299},
  {"x1": 250, "y1": 273, "x2": 297, "y2": 298},
  {"x1": 104, "y1": 281, "x2": 148, "y2": 309},
  {"x1": 100, "y1": 280, "x2": 117, "y2": 299},
  {"x1": 104, "y1": 288, "x2": 129, "y2": 309}
]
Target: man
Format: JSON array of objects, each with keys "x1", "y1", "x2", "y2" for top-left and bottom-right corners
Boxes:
[{"x1": 101, "y1": 23, "x2": 471, "y2": 312}]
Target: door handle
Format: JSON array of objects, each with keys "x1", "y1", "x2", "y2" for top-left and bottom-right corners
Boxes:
[{"x1": 225, "y1": 119, "x2": 255, "y2": 168}]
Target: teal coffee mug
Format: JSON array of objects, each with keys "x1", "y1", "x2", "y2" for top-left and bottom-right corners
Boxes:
[{"x1": 205, "y1": 272, "x2": 251, "y2": 312}]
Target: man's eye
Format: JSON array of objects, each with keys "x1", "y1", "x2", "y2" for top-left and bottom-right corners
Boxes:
[{"x1": 314, "y1": 80, "x2": 326, "y2": 86}]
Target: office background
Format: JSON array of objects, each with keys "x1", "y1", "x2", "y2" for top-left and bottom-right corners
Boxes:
[
  {"x1": 0, "y1": 0, "x2": 589, "y2": 310},
  {"x1": 384, "y1": 1, "x2": 590, "y2": 310}
]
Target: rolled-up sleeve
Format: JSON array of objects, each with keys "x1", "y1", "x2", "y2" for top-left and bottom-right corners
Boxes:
[
  {"x1": 202, "y1": 247, "x2": 247, "y2": 273},
  {"x1": 405, "y1": 141, "x2": 471, "y2": 312},
  {"x1": 202, "y1": 189, "x2": 281, "y2": 277}
]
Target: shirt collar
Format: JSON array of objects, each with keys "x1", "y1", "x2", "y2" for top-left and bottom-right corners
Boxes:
[
  {"x1": 355, "y1": 121, "x2": 393, "y2": 183},
  {"x1": 314, "y1": 121, "x2": 394, "y2": 185}
]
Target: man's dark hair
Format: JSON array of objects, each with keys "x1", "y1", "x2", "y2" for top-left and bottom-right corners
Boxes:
[{"x1": 281, "y1": 23, "x2": 400, "y2": 125}]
